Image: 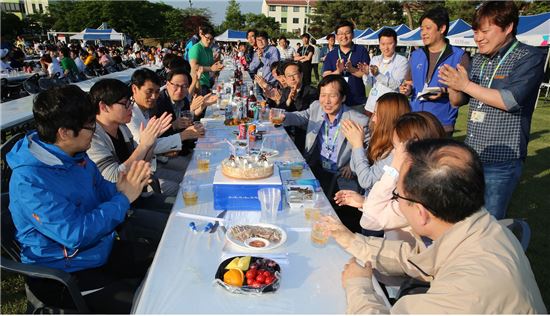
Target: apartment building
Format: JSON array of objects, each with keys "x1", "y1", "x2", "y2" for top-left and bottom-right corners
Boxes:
[
  {"x1": 261, "y1": 0, "x2": 317, "y2": 34},
  {"x1": 0, "y1": 0, "x2": 48, "y2": 19}
]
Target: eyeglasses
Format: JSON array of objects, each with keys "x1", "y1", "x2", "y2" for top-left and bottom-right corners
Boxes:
[
  {"x1": 168, "y1": 81, "x2": 189, "y2": 91},
  {"x1": 81, "y1": 122, "x2": 97, "y2": 133},
  {"x1": 391, "y1": 188, "x2": 434, "y2": 212},
  {"x1": 114, "y1": 99, "x2": 132, "y2": 109}
]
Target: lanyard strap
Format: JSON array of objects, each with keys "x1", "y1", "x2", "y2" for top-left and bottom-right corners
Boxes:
[
  {"x1": 480, "y1": 41, "x2": 519, "y2": 88},
  {"x1": 301, "y1": 45, "x2": 309, "y2": 56},
  {"x1": 324, "y1": 119, "x2": 341, "y2": 154},
  {"x1": 337, "y1": 47, "x2": 353, "y2": 62},
  {"x1": 425, "y1": 45, "x2": 447, "y2": 84}
]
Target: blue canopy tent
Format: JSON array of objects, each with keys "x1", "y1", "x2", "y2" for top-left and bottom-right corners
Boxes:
[
  {"x1": 448, "y1": 13, "x2": 550, "y2": 47},
  {"x1": 318, "y1": 28, "x2": 373, "y2": 44},
  {"x1": 399, "y1": 19, "x2": 472, "y2": 46},
  {"x1": 353, "y1": 28, "x2": 374, "y2": 43},
  {"x1": 70, "y1": 28, "x2": 125, "y2": 44},
  {"x1": 356, "y1": 24, "x2": 411, "y2": 45},
  {"x1": 214, "y1": 29, "x2": 247, "y2": 43}
]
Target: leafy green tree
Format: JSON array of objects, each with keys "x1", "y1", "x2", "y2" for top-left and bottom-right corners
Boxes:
[
  {"x1": 1, "y1": 13, "x2": 24, "y2": 38},
  {"x1": 219, "y1": 0, "x2": 245, "y2": 31},
  {"x1": 243, "y1": 13, "x2": 280, "y2": 37},
  {"x1": 517, "y1": 0, "x2": 550, "y2": 15}
]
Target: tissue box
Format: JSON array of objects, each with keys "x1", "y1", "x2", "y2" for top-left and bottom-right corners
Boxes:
[{"x1": 213, "y1": 165, "x2": 283, "y2": 211}]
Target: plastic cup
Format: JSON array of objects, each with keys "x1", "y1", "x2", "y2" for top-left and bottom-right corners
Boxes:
[
  {"x1": 290, "y1": 163, "x2": 304, "y2": 178},
  {"x1": 195, "y1": 151, "x2": 211, "y2": 172},
  {"x1": 311, "y1": 214, "x2": 329, "y2": 247},
  {"x1": 304, "y1": 192, "x2": 322, "y2": 221},
  {"x1": 270, "y1": 108, "x2": 285, "y2": 125},
  {"x1": 182, "y1": 180, "x2": 198, "y2": 206},
  {"x1": 258, "y1": 188, "x2": 282, "y2": 223}
]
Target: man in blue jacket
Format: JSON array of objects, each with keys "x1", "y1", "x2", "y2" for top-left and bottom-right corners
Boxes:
[
  {"x1": 7, "y1": 85, "x2": 153, "y2": 313},
  {"x1": 400, "y1": 7, "x2": 470, "y2": 136}
]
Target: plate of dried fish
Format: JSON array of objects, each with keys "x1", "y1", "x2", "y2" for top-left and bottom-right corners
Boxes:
[{"x1": 226, "y1": 224, "x2": 287, "y2": 251}]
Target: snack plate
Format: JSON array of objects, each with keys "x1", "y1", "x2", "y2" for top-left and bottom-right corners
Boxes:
[
  {"x1": 226, "y1": 223, "x2": 287, "y2": 251},
  {"x1": 248, "y1": 148, "x2": 279, "y2": 158},
  {"x1": 285, "y1": 184, "x2": 314, "y2": 209},
  {"x1": 214, "y1": 256, "x2": 281, "y2": 294}
]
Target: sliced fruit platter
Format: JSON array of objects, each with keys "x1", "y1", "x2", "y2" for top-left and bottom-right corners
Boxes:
[{"x1": 214, "y1": 256, "x2": 281, "y2": 294}]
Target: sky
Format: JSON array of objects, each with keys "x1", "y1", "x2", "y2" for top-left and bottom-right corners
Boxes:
[{"x1": 164, "y1": 0, "x2": 263, "y2": 25}]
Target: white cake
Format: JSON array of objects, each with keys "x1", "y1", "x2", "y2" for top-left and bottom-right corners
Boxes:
[{"x1": 221, "y1": 154, "x2": 274, "y2": 180}]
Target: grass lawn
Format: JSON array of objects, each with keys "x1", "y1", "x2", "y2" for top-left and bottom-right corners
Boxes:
[{"x1": 1, "y1": 92, "x2": 549, "y2": 313}]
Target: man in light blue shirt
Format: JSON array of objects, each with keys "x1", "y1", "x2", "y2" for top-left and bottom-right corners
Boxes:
[
  {"x1": 361, "y1": 28, "x2": 409, "y2": 114},
  {"x1": 250, "y1": 31, "x2": 280, "y2": 85}
]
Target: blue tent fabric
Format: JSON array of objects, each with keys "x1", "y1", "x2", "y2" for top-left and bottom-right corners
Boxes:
[
  {"x1": 214, "y1": 29, "x2": 247, "y2": 42},
  {"x1": 355, "y1": 28, "x2": 374, "y2": 39},
  {"x1": 70, "y1": 28, "x2": 124, "y2": 41},
  {"x1": 359, "y1": 24, "x2": 411, "y2": 41}
]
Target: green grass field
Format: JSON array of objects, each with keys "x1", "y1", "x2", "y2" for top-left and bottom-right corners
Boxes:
[{"x1": 2, "y1": 94, "x2": 549, "y2": 313}]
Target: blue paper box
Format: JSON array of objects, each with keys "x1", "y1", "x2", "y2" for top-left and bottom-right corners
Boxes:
[{"x1": 213, "y1": 166, "x2": 283, "y2": 211}]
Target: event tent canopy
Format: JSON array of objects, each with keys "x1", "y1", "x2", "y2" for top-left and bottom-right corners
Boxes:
[
  {"x1": 215, "y1": 29, "x2": 247, "y2": 42},
  {"x1": 398, "y1": 19, "x2": 472, "y2": 46},
  {"x1": 70, "y1": 28, "x2": 125, "y2": 42},
  {"x1": 317, "y1": 28, "x2": 374, "y2": 44},
  {"x1": 448, "y1": 12, "x2": 550, "y2": 47},
  {"x1": 355, "y1": 24, "x2": 411, "y2": 45}
]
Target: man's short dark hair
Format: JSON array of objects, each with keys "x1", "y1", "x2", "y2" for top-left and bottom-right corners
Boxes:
[
  {"x1": 301, "y1": 33, "x2": 311, "y2": 40},
  {"x1": 420, "y1": 7, "x2": 450, "y2": 36},
  {"x1": 59, "y1": 47, "x2": 70, "y2": 57},
  {"x1": 33, "y1": 85, "x2": 95, "y2": 144},
  {"x1": 131, "y1": 68, "x2": 161, "y2": 88},
  {"x1": 201, "y1": 25, "x2": 214, "y2": 36},
  {"x1": 318, "y1": 74, "x2": 348, "y2": 99},
  {"x1": 378, "y1": 28, "x2": 397, "y2": 43},
  {"x1": 278, "y1": 36, "x2": 287, "y2": 42},
  {"x1": 89, "y1": 79, "x2": 131, "y2": 114},
  {"x1": 472, "y1": 1, "x2": 519, "y2": 36},
  {"x1": 270, "y1": 61, "x2": 281, "y2": 73},
  {"x1": 257, "y1": 31, "x2": 269, "y2": 40},
  {"x1": 282, "y1": 61, "x2": 302, "y2": 74},
  {"x1": 163, "y1": 53, "x2": 190, "y2": 73},
  {"x1": 247, "y1": 29, "x2": 257, "y2": 38},
  {"x1": 166, "y1": 67, "x2": 192, "y2": 86},
  {"x1": 335, "y1": 20, "x2": 355, "y2": 36},
  {"x1": 403, "y1": 138, "x2": 485, "y2": 223},
  {"x1": 326, "y1": 33, "x2": 335, "y2": 41}
]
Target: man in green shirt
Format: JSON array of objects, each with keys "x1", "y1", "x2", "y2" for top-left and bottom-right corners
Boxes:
[
  {"x1": 188, "y1": 25, "x2": 224, "y2": 95},
  {"x1": 59, "y1": 47, "x2": 79, "y2": 79}
]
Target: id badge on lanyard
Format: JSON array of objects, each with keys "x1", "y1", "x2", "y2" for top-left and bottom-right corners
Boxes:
[{"x1": 321, "y1": 156, "x2": 337, "y2": 172}]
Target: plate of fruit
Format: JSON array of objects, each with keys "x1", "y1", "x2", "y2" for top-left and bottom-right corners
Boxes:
[{"x1": 215, "y1": 256, "x2": 281, "y2": 294}]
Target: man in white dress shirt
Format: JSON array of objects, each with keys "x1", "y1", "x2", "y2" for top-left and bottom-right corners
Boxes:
[{"x1": 361, "y1": 28, "x2": 409, "y2": 115}]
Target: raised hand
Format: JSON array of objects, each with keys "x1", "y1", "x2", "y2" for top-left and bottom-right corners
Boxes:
[
  {"x1": 399, "y1": 80, "x2": 412, "y2": 96},
  {"x1": 334, "y1": 189, "x2": 364, "y2": 208},
  {"x1": 341, "y1": 119, "x2": 365, "y2": 149},
  {"x1": 116, "y1": 160, "x2": 151, "y2": 203},
  {"x1": 140, "y1": 112, "x2": 173, "y2": 148},
  {"x1": 321, "y1": 215, "x2": 355, "y2": 249}
]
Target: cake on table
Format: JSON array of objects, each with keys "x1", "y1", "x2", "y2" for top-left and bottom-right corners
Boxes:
[{"x1": 221, "y1": 154, "x2": 274, "y2": 180}]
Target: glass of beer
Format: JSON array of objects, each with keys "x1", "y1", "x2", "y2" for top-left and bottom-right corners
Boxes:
[
  {"x1": 311, "y1": 214, "x2": 329, "y2": 247},
  {"x1": 290, "y1": 163, "x2": 304, "y2": 178},
  {"x1": 195, "y1": 151, "x2": 211, "y2": 172},
  {"x1": 182, "y1": 180, "x2": 198, "y2": 206},
  {"x1": 270, "y1": 108, "x2": 285, "y2": 125}
]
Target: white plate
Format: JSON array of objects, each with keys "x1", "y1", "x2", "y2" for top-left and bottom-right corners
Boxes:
[
  {"x1": 226, "y1": 224, "x2": 287, "y2": 251},
  {"x1": 249, "y1": 148, "x2": 279, "y2": 158}
]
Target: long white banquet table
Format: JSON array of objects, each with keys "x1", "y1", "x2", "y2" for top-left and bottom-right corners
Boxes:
[
  {"x1": 0, "y1": 66, "x2": 159, "y2": 131},
  {"x1": 132, "y1": 102, "x2": 356, "y2": 313}
]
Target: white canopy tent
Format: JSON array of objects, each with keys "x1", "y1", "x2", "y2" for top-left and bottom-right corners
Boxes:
[
  {"x1": 70, "y1": 28, "x2": 125, "y2": 45},
  {"x1": 214, "y1": 29, "x2": 247, "y2": 43}
]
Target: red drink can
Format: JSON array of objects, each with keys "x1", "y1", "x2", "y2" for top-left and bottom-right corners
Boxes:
[
  {"x1": 248, "y1": 124, "x2": 256, "y2": 141},
  {"x1": 238, "y1": 123, "x2": 247, "y2": 140}
]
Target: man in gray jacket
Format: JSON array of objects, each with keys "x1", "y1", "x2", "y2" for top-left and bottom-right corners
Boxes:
[{"x1": 282, "y1": 75, "x2": 369, "y2": 232}]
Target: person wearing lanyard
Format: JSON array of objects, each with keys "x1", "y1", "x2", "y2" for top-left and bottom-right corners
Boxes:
[
  {"x1": 360, "y1": 28, "x2": 409, "y2": 115},
  {"x1": 438, "y1": 1, "x2": 545, "y2": 220},
  {"x1": 399, "y1": 7, "x2": 469, "y2": 136},
  {"x1": 294, "y1": 33, "x2": 315, "y2": 86},
  {"x1": 322, "y1": 20, "x2": 370, "y2": 109},
  {"x1": 280, "y1": 75, "x2": 370, "y2": 233}
]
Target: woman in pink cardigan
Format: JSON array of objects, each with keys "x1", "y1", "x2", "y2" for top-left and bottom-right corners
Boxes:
[{"x1": 335, "y1": 112, "x2": 446, "y2": 237}]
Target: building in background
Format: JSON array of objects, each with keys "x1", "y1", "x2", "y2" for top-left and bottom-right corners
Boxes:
[
  {"x1": 261, "y1": 0, "x2": 317, "y2": 34},
  {"x1": 0, "y1": 0, "x2": 48, "y2": 19}
]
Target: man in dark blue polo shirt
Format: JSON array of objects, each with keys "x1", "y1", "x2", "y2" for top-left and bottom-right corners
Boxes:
[{"x1": 322, "y1": 21, "x2": 370, "y2": 108}]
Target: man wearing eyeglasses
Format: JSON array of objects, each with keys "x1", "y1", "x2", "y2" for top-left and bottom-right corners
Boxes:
[
  {"x1": 322, "y1": 20, "x2": 370, "y2": 109},
  {"x1": 7, "y1": 85, "x2": 155, "y2": 313},
  {"x1": 323, "y1": 139, "x2": 545, "y2": 313},
  {"x1": 188, "y1": 25, "x2": 224, "y2": 95}
]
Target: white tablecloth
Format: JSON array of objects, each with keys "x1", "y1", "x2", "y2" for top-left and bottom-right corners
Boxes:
[{"x1": 132, "y1": 77, "x2": 353, "y2": 312}]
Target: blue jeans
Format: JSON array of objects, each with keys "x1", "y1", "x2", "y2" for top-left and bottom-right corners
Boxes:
[{"x1": 483, "y1": 159, "x2": 523, "y2": 220}]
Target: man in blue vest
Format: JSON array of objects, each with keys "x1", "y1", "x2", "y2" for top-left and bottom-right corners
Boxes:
[
  {"x1": 400, "y1": 7, "x2": 469, "y2": 136},
  {"x1": 322, "y1": 21, "x2": 370, "y2": 109}
]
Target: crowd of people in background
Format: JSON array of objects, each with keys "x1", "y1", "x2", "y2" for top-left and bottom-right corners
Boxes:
[{"x1": 4, "y1": 0, "x2": 547, "y2": 314}]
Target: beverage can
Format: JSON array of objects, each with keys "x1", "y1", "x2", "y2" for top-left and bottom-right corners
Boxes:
[
  {"x1": 238, "y1": 123, "x2": 247, "y2": 140},
  {"x1": 248, "y1": 124, "x2": 256, "y2": 141}
]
